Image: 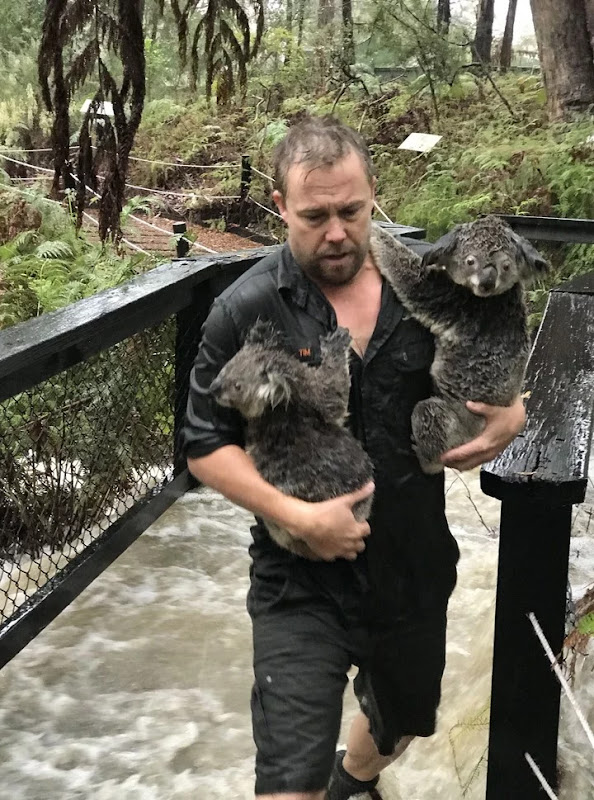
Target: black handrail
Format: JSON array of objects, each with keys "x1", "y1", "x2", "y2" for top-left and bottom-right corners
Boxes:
[{"x1": 481, "y1": 271, "x2": 594, "y2": 798}]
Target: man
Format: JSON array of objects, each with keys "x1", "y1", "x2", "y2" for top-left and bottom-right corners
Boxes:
[{"x1": 182, "y1": 116, "x2": 525, "y2": 800}]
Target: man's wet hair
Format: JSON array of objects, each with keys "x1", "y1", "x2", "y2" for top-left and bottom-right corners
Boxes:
[{"x1": 273, "y1": 115, "x2": 374, "y2": 197}]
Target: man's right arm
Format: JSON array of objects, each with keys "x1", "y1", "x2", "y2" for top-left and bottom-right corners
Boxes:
[{"x1": 188, "y1": 445, "x2": 373, "y2": 561}]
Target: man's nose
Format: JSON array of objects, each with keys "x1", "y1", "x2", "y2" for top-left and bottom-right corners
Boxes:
[{"x1": 325, "y1": 217, "x2": 347, "y2": 243}]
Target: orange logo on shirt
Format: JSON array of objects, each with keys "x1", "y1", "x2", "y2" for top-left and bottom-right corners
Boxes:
[{"x1": 299, "y1": 347, "x2": 312, "y2": 358}]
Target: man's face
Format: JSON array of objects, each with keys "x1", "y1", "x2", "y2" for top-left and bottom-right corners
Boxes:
[{"x1": 272, "y1": 149, "x2": 376, "y2": 287}]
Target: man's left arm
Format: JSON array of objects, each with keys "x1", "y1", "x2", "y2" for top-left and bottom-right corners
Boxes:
[{"x1": 440, "y1": 395, "x2": 526, "y2": 471}]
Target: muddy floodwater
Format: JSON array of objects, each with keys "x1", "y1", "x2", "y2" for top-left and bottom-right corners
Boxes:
[{"x1": 0, "y1": 467, "x2": 592, "y2": 799}]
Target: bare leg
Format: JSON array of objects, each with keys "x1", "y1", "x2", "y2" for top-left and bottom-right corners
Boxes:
[{"x1": 342, "y1": 712, "x2": 414, "y2": 782}]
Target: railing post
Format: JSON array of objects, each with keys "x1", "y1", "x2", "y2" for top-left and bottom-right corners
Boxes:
[
  {"x1": 485, "y1": 499, "x2": 572, "y2": 798},
  {"x1": 239, "y1": 154, "x2": 251, "y2": 227},
  {"x1": 173, "y1": 284, "x2": 215, "y2": 477},
  {"x1": 173, "y1": 221, "x2": 190, "y2": 258},
  {"x1": 481, "y1": 275, "x2": 594, "y2": 800}
]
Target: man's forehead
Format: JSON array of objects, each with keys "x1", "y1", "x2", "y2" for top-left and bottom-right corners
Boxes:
[{"x1": 284, "y1": 154, "x2": 371, "y2": 202}]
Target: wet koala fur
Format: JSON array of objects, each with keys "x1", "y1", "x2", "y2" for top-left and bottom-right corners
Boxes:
[
  {"x1": 209, "y1": 322, "x2": 374, "y2": 558},
  {"x1": 370, "y1": 215, "x2": 549, "y2": 474}
]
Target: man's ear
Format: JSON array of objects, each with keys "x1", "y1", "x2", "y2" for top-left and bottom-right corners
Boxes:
[
  {"x1": 272, "y1": 190, "x2": 288, "y2": 223},
  {"x1": 421, "y1": 228, "x2": 459, "y2": 271}
]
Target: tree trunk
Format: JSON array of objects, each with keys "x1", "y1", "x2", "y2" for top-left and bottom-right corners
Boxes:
[
  {"x1": 296, "y1": 0, "x2": 307, "y2": 45},
  {"x1": 436, "y1": 0, "x2": 450, "y2": 34},
  {"x1": 473, "y1": 0, "x2": 495, "y2": 63},
  {"x1": 342, "y1": 0, "x2": 354, "y2": 65},
  {"x1": 318, "y1": 0, "x2": 334, "y2": 27},
  {"x1": 500, "y1": 0, "x2": 518, "y2": 71},
  {"x1": 286, "y1": 0, "x2": 293, "y2": 32},
  {"x1": 530, "y1": 0, "x2": 594, "y2": 119},
  {"x1": 585, "y1": 0, "x2": 594, "y2": 53}
]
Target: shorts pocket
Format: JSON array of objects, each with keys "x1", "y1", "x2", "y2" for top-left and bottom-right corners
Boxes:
[{"x1": 247, "y1": 573, "x2": 291, "y2": 618}]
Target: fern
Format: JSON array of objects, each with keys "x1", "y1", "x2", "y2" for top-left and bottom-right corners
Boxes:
[{"x1": 35, "y1": 240, "x2": 74, "y2": 260}]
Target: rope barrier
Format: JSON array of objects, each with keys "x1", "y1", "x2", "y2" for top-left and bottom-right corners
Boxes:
[
  {"x1": 249, "y1": 196, "x2": 283, "y2": 219},
  {"x1": 126, "y1": 153, "x2": 239, "y2": 170},
  {"x1": 528, "y1": 612, "x2": 594, "y2": 751},
  {"x1": 0, "y1": 153, "x2": 55, "y2": 174},
  {"x1": 524, "y1": 753, "x2": 559, "y2": 800},
  {"x1": 124, "y1": 180, "x2": 240, "y2": 201},
  {"x1": 0, "y1": 183, "x2": 62, "y2": 206},
  {"x1": 81, "y1": 209, "x2": 149, "y2": 255},
  {"x1": 70, "y1": 173, "x2": 218, "y2": 254},
  {"x1": 251, "y1": 166, "x2": 274, "y2": 183},
  {"x1": 0, "y1": 146, "x2": 77, "y2": 153},
  {"x1": 374, "y1": 201, "x2": 393, "y2": 224}
]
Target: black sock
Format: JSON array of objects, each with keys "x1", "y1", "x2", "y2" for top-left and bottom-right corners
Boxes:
[{"x1": 326, "y1": 750, "x2": 379, "y2": 800}]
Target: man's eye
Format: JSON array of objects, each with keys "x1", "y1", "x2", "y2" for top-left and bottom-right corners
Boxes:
[{"x1": 341, "y1": 208, "x2": 359, "y2": 218}]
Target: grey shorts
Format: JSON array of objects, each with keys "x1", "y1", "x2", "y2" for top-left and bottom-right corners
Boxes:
[{"x1": 248, "y1": 558, "x2": 452, "y2": 795}]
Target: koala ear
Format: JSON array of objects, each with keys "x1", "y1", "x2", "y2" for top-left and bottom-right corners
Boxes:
[
  {"x1": 421, "y1": 228, "x2": 459, "y2": 271},
  {"x1": 246, "y1": 319, "x2": 283, "y2": 347},
  {"x1": 258, "y1": 372, "x2": 292, "y2": 409},
  {"x1": 511, "y1": 232, "x2": 550, "y2": 279}
]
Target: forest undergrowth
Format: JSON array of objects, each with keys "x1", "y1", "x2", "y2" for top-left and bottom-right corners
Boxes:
[{"x1": 2, "y1": 73, "x2": 594, "y2": 329}]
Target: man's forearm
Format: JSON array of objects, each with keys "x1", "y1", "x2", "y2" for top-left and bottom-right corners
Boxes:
[
  {"x1": 188, "y1": 445, "x2": 305, "y2": 530},
  {"x1": 188, "y1": 445, "x2": 373, "y2": 561}
]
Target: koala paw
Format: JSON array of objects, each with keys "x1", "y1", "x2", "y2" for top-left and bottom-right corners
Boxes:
[{"x1": 321, "y1": 326, "x2": 352, "y2": 355}]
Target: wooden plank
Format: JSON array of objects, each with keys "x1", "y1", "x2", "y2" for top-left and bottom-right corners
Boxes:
[
  {"x1": 481, "y1": 291, "x2": 594, "y2": 505},
  {"x1": 0, "y1": 248, "x2": 273, "y2": 402},
  {"x1": 553, "y1": 270, "x2": 594, "y2": 295}
]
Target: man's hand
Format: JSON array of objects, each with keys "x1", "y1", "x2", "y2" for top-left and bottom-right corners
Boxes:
[
  {"x1": 287, "y1": 482, "x2": 375, "y2": 561},
  {"x1": 440, "y1": 395, "x2": 526, "y2": 472}
]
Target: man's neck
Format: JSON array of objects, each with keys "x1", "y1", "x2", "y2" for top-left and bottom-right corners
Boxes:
[{"x1": 319, "y1": 256, "x2": 383, "y2": 357}]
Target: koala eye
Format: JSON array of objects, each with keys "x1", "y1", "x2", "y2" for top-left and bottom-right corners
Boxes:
[
  {"x1": 502, "y1": 263, "x2": 510, "y2": 272},
  {"x1": 234, "y1": 381, "x2": 242, "y2": 391},
  {"x1": 466, "y1": 255, "x2": 476, "y2": 267}
]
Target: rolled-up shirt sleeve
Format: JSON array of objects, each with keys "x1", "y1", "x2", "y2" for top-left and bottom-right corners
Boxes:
[{"x1": 181, "y1": 297, "x2": 245, "y2": 460}]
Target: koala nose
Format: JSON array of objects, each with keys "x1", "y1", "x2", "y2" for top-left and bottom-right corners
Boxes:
[{"x1": 479, "y1": 266, "x2": 497, "y2": 293}]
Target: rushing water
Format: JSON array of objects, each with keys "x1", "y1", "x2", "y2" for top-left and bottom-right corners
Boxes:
[{"x1": 0, "y1": 466, "x2": 592, "y2": 800}]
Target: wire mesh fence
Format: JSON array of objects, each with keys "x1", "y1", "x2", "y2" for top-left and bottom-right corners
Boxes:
[{"x1": 0, "y1": 313, "x2": 200, "y2": 629}]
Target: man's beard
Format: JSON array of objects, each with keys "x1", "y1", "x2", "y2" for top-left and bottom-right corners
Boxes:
[{"x1": 296, "y1": 237, "x2": 370, "y2": 287}]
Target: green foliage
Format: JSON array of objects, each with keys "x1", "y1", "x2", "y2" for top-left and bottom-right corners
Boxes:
[
  {"x1": 0, "y1": 188, "x2": 155, "y2": 329},
  {"x1": 578, "y1": 612, "x2": 594, "y2": 636}
]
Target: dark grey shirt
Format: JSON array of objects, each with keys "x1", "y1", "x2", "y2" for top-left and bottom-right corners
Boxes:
[{"x1": 182, "y1": 237, "x2": 459, "y2": 615}]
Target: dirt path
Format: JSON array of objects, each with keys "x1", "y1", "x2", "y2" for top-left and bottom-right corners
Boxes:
[{"x1": 83, "y1": 212, "x2": 262, "y2": 257}]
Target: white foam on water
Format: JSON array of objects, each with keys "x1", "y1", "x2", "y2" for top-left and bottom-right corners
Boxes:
[{"x1": 0, "y1": 466, "x2": 592, "y2": 798}]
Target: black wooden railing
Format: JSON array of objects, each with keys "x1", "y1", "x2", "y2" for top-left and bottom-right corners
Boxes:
[
  {"x1": 482, "y1": 216, "x2": 594, "y2": 798},
  {"x1": 0, "y1": 245, "x2": 273, "y2": 667}
]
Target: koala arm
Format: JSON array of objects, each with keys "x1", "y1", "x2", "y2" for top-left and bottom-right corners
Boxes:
[
  {"x1": 440, "y1": 395, "x2": 526, "y2": 471},
  {"x1": 188, "y1": 445, "x2": 373, "y2": 561},
  {"x1": 311, "y1": 327, "x2": 352, "y2": 423}
]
